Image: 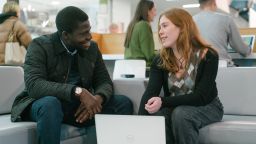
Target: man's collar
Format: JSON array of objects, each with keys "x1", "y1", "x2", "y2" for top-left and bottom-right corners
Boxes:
[{"x1": 60, "y1": 38, "x2": 77, "y2": 56}]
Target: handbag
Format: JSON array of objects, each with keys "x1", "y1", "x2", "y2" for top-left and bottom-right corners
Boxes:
[{"x1": 4, "y1": 21, "x2": 26, "y2": 65}]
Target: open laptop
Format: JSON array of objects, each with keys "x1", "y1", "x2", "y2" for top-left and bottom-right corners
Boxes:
[
  {"x1": 227, "y1": 34, "x2": 255, "y2": 53},
  {"x1": 95, "y1": 114, "x2": 166, "y2": 144},
  {"x1": 241, "y1": 34, "x2": 255, "y2": 51}
]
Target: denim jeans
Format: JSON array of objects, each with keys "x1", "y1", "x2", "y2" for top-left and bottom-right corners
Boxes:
[
  {"x1": 28, "y1": 95, "x2": 133, "y2": 144},
  {"x1": 153, "y1": 97, "x2": 223, "y2": 144}
]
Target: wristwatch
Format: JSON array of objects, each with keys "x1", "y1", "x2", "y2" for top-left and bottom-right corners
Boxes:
[{"x1": 75, "y1": 87, "x2": 83, "y2": 96}]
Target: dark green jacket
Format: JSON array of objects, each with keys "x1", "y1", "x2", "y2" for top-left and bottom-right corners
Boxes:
[
  {"x1": 124, "y1": 21, "x2": 155, "y2": 67},
  {"x1": 11, "y1": 32, "x2": 113, "y2": 122}
]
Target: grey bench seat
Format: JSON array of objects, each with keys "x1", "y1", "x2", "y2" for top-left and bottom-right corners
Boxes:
[
  {"x1": 199, "y1": 115, "x2": 256, "y2": 144},
  {"x1": 0, "y1": 114, "x2": 96, "y2": 144}
]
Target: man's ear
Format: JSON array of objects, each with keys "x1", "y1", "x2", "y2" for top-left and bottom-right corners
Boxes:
[{"x1": 62, "y1": 31, "x2": 69, "y2": 41}]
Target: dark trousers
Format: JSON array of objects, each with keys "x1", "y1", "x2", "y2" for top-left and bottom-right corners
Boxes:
[
  {"x1": 154, "y1": 97, "x2": 223, "y2": 144},
  {"x1": 27, "y1": 95, "x2": 133, "y2": 144}
]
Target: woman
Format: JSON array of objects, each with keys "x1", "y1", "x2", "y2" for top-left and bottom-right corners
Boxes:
[
  {"x1": 138, "y1": 8, "x2": 223, "y2": 144},
  {"x1": 124, "y1": 0, "x2": 156, "y2": 67},
  {"x1": 0, "y1": 1, "x2": 32, "y2": 64}
]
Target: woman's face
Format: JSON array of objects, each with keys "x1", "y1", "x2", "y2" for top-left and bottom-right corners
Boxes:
[
  {"x1": 148, "y1": 5, "x2": 157, "y2": 22},
  {"x1": 158, "y1": 15, "x2": 180, "y2": 49}
]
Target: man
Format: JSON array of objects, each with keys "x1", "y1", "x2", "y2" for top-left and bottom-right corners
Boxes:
[
  {"x1": 193, "y1": 0, "x2": 251, "y2": 66},
  {"x1": 11, "y1": 6, "x2": 133, "y2": 144}
]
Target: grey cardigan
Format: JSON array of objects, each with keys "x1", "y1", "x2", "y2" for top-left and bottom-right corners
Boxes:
[{"x1": 193, "y1": 11, "x2": 250, "y2": 62}]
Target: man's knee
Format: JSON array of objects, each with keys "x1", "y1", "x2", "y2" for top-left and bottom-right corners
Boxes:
[{"x1": 32, "y1": 96, "x2": 63, "y2": 118}]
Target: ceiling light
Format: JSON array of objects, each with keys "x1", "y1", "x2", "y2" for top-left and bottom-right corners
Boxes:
[
  {"x1": 182, "y1": 3, "x2": 200, "y2": 8},
  {"x1": 51, "y1": 1, "x2": 60, "y2": 5}
]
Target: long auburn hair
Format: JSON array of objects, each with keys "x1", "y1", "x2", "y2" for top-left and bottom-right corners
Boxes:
[
  {"x1": 158, "y1": 8, "x2": 217, "y2": 73},
  {"x1": 124, "y1": 0, "x2": 154, "y2": 48}
]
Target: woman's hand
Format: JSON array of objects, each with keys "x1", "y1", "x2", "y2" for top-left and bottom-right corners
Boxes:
[{"x1": 145, "y1": 97, "x2": 162, "y2": 114}]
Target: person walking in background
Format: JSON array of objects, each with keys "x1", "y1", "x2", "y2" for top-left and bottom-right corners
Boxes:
[
  {"x1": 109, "y1": 23, "x2": 119, "y2": 33},
  {"x1": 124, "y1": 0, "x2": 156, "y2": 68},
  {"x1": 0, "y1": 1, "x2": 32, "y2": 64},
  {"x1": 11, "y1": 6, "x2": 133, "y2": 144},
  {"x1": 138, "y1": 8, "x2": 223, "y2": 144},
  {"x1": 193, "y1": 0, "x2": 251, "y2": 66}
]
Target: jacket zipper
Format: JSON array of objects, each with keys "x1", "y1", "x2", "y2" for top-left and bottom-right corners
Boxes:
[{"x1": 64, "y1": 56, "x2": 72, "y2": 83}]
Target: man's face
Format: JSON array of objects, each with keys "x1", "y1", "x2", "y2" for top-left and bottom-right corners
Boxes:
[{"x1": 65, "y1": 20, "x2": 92, "y2": 50}]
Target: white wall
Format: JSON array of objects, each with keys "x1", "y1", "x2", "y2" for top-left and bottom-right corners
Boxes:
[
  {"x1": 130, "y1": 0, "x2": 200, "y2": 32},
  {"x1": 112, "y1": 0, "x2": 132, "y2": 32},
  {"x1": 0, "y1": 0, "x2": 7, "y2": 13},
  {"x1": 249, "y1": 8, "x2": 256, "y2": 27}
]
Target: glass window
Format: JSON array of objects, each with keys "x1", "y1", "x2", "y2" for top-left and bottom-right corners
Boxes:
[{"x1": 20, "y1": 0, "x2": 100, "y2": 38}]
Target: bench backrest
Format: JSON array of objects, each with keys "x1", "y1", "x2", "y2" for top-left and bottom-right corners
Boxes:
[
  {"x1": 113, "y1": 60, "x2": 146, "y2": 80},
  {"x1": 0, "y1": 66, "x2": 25, "y2": 114},
  {"x1": 217, "y1": 67, "x2": 256, "y2": 115}
]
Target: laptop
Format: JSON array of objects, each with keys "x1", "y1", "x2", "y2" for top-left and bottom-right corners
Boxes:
[
  {"x1": 241, "y1": 34, "x2": 255, "y2": 51},
  {"x1": 227, "y1": 34, "x2": 255, "y2": 53},
  {"x1": 95, "y1": 114, "x2": 166, "y2": 144}
]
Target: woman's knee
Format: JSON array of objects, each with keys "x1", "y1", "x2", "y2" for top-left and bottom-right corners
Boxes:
[{"x1": 171, "y1": 106, "x2": 191, "y2": 125}]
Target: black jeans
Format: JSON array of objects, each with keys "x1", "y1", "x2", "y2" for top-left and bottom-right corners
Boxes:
[{"x1": 154, "y1": 97, "x2": 223, "y2": 144}]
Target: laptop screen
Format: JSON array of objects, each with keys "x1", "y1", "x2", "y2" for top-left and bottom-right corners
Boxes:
[
  {"x1": 241, "y1": 35, "x2": 255, "y2": 51},
  {"x1": 228, "y1": 34, "x2": 255, "y2": 53},
  {"x1": 95, "y1": 114, "x2": 166, "y2": 144}
]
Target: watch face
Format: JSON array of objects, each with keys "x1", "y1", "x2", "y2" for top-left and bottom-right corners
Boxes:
[{"x1": 76, "y1": 87, "x2": 82, "y2": 95}]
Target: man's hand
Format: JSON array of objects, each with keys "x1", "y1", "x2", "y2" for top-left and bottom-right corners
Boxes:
[{"x1": 74, "y1": 89, "x2": 103, "y2": 123}]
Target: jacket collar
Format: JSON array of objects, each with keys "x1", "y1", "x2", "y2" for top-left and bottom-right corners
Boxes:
[
  {"x1": 50, "y1": 32, "x2": 94, "y2": 59},
  {"x1": 50, "y1": 32, "x2": 67, "y2": 55}
]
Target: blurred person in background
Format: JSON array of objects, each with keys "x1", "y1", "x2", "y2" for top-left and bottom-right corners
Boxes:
[
  {"x1": 124, "y1": 0, "x2": 157, "y2": 69},
  {"x1": 109, "y1": 23, "x2": 119, "y2": 33},
  {"x1": 0, "y1": 1, "x2": 32, "y2": 64},
  {"x1": 193, "y1": 0, "x2": 251, "y2": 66}
]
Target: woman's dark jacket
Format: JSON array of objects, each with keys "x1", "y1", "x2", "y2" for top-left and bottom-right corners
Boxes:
[{"x1": 139, "y1": 50, "x2": 219, "y2": 115}]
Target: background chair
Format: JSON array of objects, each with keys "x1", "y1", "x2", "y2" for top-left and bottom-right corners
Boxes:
[{"x1": 112, "y1": 59, "x2": 146, "y2": 80}]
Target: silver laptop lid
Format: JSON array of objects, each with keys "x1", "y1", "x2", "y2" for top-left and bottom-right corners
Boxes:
[
  {"x1": 95, "y1": 114, "x2": 166, "y2": 144},
  {"x1": 241, "y1": 35, "x2": 255, "y2": 51}
]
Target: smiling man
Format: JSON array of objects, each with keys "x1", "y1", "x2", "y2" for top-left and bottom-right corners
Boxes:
[{"x1": 11, "y1": 6, "x2": 133, "y2": 144}]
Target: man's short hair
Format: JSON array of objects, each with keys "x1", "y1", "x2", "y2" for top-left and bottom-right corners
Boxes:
[
  {"x1": 199, "y1": 0, "x2": 212, "y2": 5},
  {"x1": 56, "y1": 6, "x2": 88, "y2": 33}
]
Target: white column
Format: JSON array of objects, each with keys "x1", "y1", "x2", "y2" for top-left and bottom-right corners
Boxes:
[
  {"x1": 0, "y1": 0, "x2": 7, "y2": 12},
  {"x1": 249, "y1": 8, "x2": 256, "y2": 27}
]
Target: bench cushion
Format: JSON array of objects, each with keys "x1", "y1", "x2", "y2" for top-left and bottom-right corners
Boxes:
[
  {"x1": 0, "y1": 114, "x2": 95, "y2": 144},
  {"x1": 113, "y1": 78, "x2": 147, "y2": 114},
  {"x1": 199, "y1": 115, "x2": 256, "y2": 144}
]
